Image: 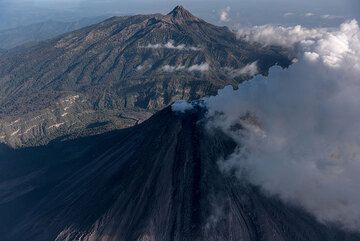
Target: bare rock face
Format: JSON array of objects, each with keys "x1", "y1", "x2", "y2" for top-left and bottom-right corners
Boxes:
[
  {"x1": 0, "y1": 6, "x2": 293, "y2": 147},
  {"x1": 0, "y1": 106, "x2": 359, "y2": 241}
]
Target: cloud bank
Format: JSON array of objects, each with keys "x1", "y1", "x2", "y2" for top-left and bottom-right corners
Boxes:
[
  {"x1": 237, "y1": 24, "x2": 328, "y2": 47},
  {"x1": 206, "y1": 20, "x2": 360, "y2": 231}
]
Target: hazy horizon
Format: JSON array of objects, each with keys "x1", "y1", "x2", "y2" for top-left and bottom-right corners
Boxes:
[{"x1": 0, "y1": 0, "x2": 359, "y2": 30}]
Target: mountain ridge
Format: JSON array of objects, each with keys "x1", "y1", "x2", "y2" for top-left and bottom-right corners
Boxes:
[{"x1": 0, "y1": 6, "x2": 293, "y2": 147}]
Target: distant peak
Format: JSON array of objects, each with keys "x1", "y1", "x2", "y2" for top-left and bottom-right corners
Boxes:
[
  {"x1": 167, "y1": 5, "x2": 199, "y2": 21},
  {"x1": 171, "y1": 5, "x2": 187, "y2": 13}
]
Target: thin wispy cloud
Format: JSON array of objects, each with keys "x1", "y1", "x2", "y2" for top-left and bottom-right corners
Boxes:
[
  {"x1": 162, "y1": 63, "x2": 209, "y2": 73},
  {"x1": 136, "y1": 65, "x2": 144, "y2": 71},
  {"x1": 224, "y1": 62, "x2": 259, "y2": 78},
  {"x1": 162, "y1": 65, "x2": 186, "y2": 72},
  {"x1": 188, "y1": 63, "x2": 210, "y2": 72},
  {"x1": 219, "y1": 6, "x2": 231, "y2": 23},
  {"x1": 139, "y1": 40, "x2": 202, "y2": 51},
  {"x1": 321, "y1": 14, "x2": 344, "y2": 20},
  {"x1": 282, "y1": 12, "x2": 345, "y2": 21},
  {"x1": 283, "y1": 12, "x2": 294, "y2": 17}
]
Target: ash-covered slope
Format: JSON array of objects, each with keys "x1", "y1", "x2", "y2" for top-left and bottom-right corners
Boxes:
[
  {"x1": 0, "y1": 106, "x2": 358, "y2": 241},
  {"x1": 0, "y1": 6, "x2": 292, "y2": 147}
]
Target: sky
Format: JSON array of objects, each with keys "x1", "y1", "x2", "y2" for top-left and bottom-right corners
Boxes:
[{"x1": 0, "y1": 0, "x2": 359, "y2": 30}]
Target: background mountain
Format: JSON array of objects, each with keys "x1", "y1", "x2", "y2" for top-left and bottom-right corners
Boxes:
[
  {"x1": 0, "y1": 6, "x2": 293, "y2": 147},
  {"x1": 0, "y1": 106, "x2": 359, "y2": 241},
  {"x1": 0, "y1": 16, "x2": 109, "y2": 50}
]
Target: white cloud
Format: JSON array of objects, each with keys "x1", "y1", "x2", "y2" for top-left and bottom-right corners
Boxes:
[
  {"x1": 162, "y1": 63, "x2": 209, "y2": 73},
  {"x1": 188, "y1": 63, "x2": 210, "y2": 72},
  {"x1": 143, "y1": 43, "x2": 161, "y2": 49},
  {"x1": 224, "y1": 62, "x2": 259, "y2": 78},
  {"x1": 136, "y1": 65, "x2": 144, "y2": 71},
  {"x1": 205, "y1": 20, "x2": 360, "y2": 231},
  {"x1": 305, "y1": 12, "x2": 315, "y2": 17},
  {"x1": 237, "y1": 24, "x2": 328, "y2": 47},
  {"x1": 219, "y1": 6, "x2": 231, "y2": 23},
  {"x1": 162, "y1": 65, "x2": 186, "y2": 72},
  {"x1": 283, "y1": 12, "x2": 294, "y2": 17},
  {"x1": 321, "y1": 14, "x2": 344, "y2": 20},
  {"x1": 164, "y1": 41, "x2": 186, "y2": 50},
  {"x1": 282, "y1": 12, "x2": 344, "y2": 21},
  {"x1": 139, "y1": 40, "x2": 201, "y2": 51},
  {"x1": 172, "y1": 100, "x2": 194, "y2": 113},
  {"x1": 303, "y1": 52, "x2": 319, "y2": 62}
]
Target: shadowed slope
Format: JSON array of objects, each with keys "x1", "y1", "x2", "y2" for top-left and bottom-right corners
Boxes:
[{"x1": 0, "y1": 106, "x2": 359, "y2": 241}]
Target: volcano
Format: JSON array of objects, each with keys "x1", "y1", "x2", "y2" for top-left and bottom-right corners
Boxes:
[{"x1": 0, "y1": 106, "x2": 359, "y2": 241}]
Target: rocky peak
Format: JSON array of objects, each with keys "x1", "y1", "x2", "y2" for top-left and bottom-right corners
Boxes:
[{"x1": 167, "y1": 5, "x2": 200, "y2": 22}]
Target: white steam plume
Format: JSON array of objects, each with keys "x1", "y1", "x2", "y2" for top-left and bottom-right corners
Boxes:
[
  {"x1": 172, "y1": 100, "x2": 194, "y2": 113},
  {"x1": 206, "y1": 20, "x2": 360, "y2": 231}
]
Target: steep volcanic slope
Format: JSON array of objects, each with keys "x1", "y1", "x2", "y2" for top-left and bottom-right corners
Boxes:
[
  {"x1": 0, "y1": 106, "x2": 358, "y2": 241},
  {"x1": 0, "y1": 6, "x2": 293, "y2": 147}
]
